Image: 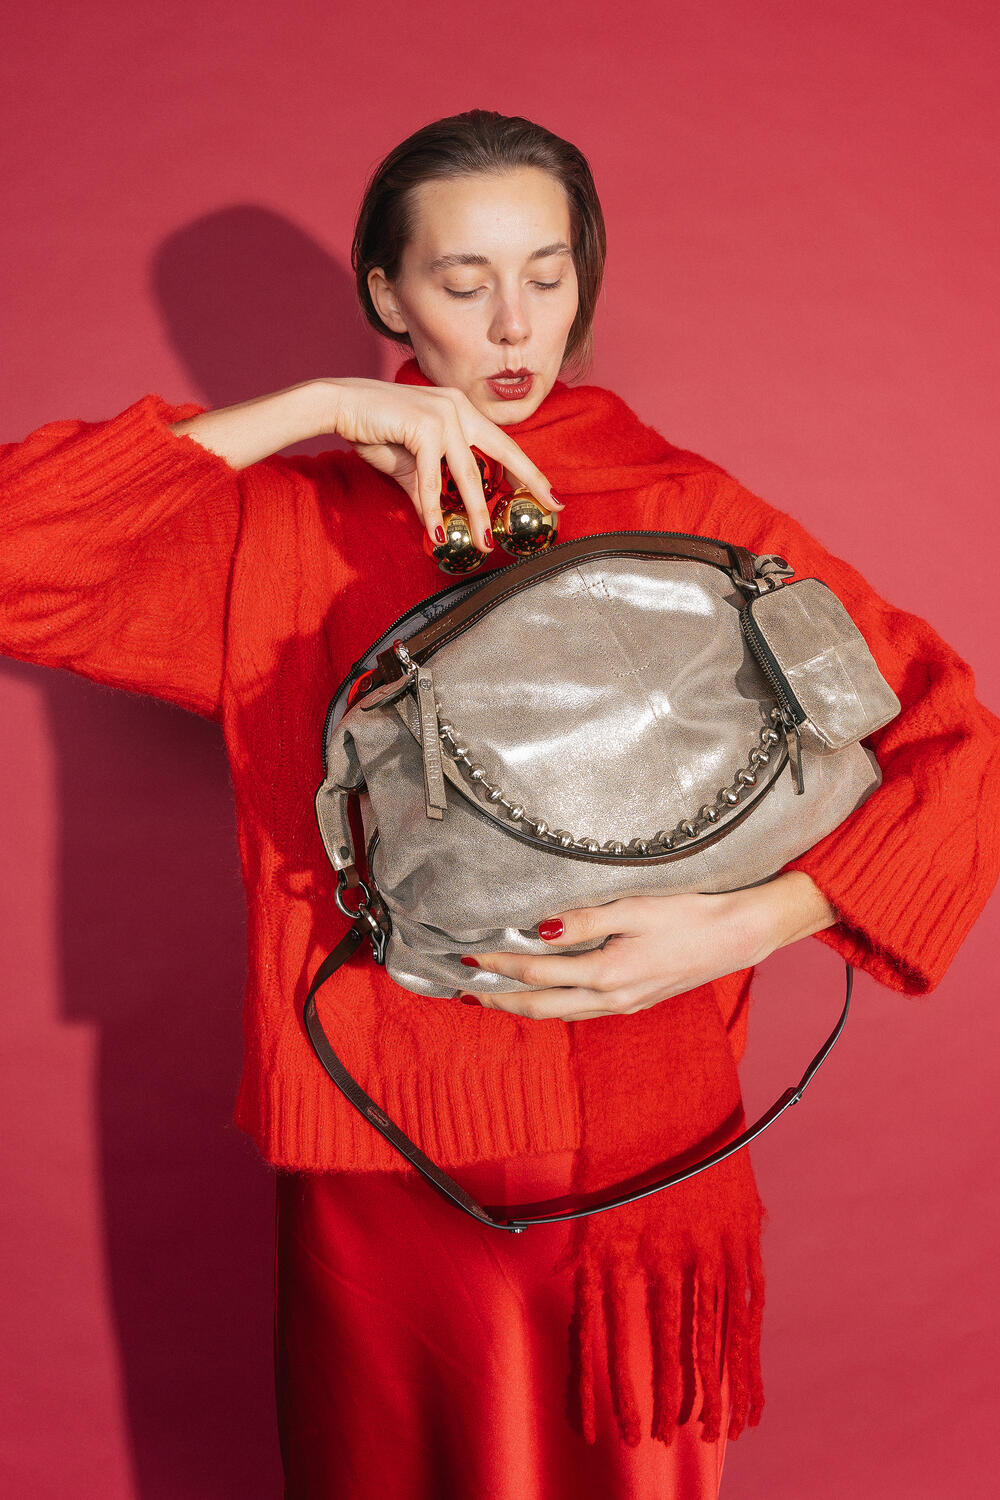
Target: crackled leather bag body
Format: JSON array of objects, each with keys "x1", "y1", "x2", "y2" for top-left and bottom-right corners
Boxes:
[{"x1": 315, "y1": 529, "x2": 900, "y2": 1000}]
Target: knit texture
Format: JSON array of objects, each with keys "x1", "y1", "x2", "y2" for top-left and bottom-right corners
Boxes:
[{"x1": 3, "y1": 362, "x2": 999, "y2": 1449}]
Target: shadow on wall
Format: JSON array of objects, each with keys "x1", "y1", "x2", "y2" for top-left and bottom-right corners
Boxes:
[{"x1": 2, "y1": 205, "x2": 386, "y2": 1499}]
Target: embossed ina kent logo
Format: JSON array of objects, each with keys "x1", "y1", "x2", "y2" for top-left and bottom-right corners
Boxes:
[{"x1": 366, "y1": 1103, "x2": 391, "y2": 1129}]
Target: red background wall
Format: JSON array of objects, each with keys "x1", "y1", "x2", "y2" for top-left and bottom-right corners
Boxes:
[{"x1": 2, "y1": 2, "x2": 997, "y2": 1494}]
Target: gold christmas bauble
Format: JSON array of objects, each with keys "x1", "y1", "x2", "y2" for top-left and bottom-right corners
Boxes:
[
  {"x1": 490, "y1": 487, "x2": 559, "y2": 556},
  {"x1": 425, "y1": 508, "x2": 488, "y2": 574}
]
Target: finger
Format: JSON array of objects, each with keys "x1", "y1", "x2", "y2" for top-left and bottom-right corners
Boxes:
[
  {"x1": 441, "y1": 428, "x2": 492, "y2": 552},
  {"x1": 478, "y1": 429, "x2": 562, "y2": 510},
  {"x1": 497, "y1": 445, "x2": 565, "y2": 511},
  {"x1": 478, "y1": 984, "x2": 619, "y2": 1022},
  {"x1": 447, "y1": 390, "x2": 563, "y2": 512},
  {"x1": 534, "y1": 897, "x2": 648, "y2": 947},
  {"x1": 413, "y1": 438, "x2": 445, "y2": 541},
  {"x1": 466, "y1": 946, "x2": 612, "y2": 991}
]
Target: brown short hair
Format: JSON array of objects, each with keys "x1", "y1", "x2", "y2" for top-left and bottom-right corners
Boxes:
[{"x1": 352, "y1": 109, "x2": 606, "y2": 383}]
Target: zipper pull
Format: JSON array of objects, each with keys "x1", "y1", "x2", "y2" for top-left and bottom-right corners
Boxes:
[
  {"x1": 415, "y1": 667, "x2": 448, "y2": 820},
  {"x1": 391, "y1": 642, "x2": 447, "y2": 818},
  {"x1": 779, "y1": 707, "x2": 805, "y2": 794},
  {"x1": 416, "y1": 666, "x2": 447, "y2": 819}
]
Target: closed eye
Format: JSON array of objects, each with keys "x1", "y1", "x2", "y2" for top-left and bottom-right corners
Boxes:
[{"x1": 445, "y1": 279, "x2": 565, "y2": 300}]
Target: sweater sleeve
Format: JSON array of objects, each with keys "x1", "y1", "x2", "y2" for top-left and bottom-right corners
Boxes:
[
  {"x1": 0, "y1": 393, "x2": 245, "y2": 719},
  {"x1": 693, "y1": 469, "x2": 1000, "y2": 996}
]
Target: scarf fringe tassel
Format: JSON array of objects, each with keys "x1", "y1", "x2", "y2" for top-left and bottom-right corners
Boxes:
[{"x1": 554, "y1": 1231, "x2": 765, "y2": 1450}]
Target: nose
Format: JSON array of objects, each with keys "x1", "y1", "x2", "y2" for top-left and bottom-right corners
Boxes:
[{"x1": 488, "y1": 284, "x2": 531, "y2": 346}]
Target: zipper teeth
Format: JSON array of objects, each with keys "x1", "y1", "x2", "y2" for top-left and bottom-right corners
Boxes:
[
  {"x1": 739, "y1": 609, "x2": 807, "y2": 723},
  {"x1": 322, "y1": 528, "x2": 748, "y2": 761},
  {"x1": 377, "y1": 528, "x2": 743, "y2": 671},
  {"x1": 321, "y1": 573, "x2": 492, "y2": 759}
]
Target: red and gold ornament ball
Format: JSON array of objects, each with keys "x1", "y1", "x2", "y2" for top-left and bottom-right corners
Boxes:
[{"x1": 422, "y1": 448, "x2": 559, "y2": 574}]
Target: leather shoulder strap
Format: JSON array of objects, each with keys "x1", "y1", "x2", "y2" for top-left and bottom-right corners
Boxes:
[{"x1": 302, "y1": 926, "x2": 851, "y2": 1234}]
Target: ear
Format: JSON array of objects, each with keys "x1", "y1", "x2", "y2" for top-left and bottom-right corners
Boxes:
[{"x1": 367, "y1": 267, "x2": 409, "y2": 335}]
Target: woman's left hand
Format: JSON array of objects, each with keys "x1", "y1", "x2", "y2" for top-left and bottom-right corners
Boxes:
[
  {"x1": 462, "y1": 873, "x2": 840, "y2": 1021},
  {"x1": 462, "y1": 888, "x2": 775, "y2": 1021}
]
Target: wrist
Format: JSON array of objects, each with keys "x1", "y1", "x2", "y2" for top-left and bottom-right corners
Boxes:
[
  {"x1": 733, "y1": 871, "x2": 840, "y2": 966},
  {"x1": 307, "y1": 377, "x2": 349, "y2": 440}
]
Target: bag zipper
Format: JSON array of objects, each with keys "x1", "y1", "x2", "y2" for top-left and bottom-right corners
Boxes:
[
  {"x1": 320, "y1": 525, "x2": 767, "y2": 792},
  {"x1": 739, "y1": 607, "x2": 808, "y2": 793},
  {"x1": 322, "y1": 529, "x2": 740, "y2": 761},
  {"x1": 321, "y1": 573, "x2": 493, "y2": 764}
]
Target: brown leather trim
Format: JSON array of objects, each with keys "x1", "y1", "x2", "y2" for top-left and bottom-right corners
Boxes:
[
  {"x1": 368, "y1": 532, "x2": 757, "y2": 690},
  {"x1": 388, "y1": 693, "x2": 790, "y2": 865}
]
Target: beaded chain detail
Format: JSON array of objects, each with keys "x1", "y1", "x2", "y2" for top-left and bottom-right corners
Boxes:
[{"x1": 434, "y1": 701, "x2": 786, "y2": 856}]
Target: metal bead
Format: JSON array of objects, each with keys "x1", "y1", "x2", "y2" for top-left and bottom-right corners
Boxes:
[
  {"x1": 756, "y1": 747, "x2": 771, "y2": 763},
  {"x1": 553, "y1": 830, "x2": 575, "y2": 848},
  {"x1": 468, "y1": 765, "x2": 486, "y2": 781},
  {"x1": 439, "y1": 722, "x2": 454, "y2": 739},
  {"x1": 532, "y1": 820, "x2": 549, "y2": 838},
  {"x1": 508, "y1": 804, "x2": 525, "y2": 822},
  {"x1": 677, "y1": 820, "x2": 697, "y2": 838},
  {"x1": 762, "y1": 727, "x2": 781, "y2": 745},
  {"x1": 484, "y1": 785, "x2": 503, "y2": 802},
  {"x1": 720, "y1": 788, "x2": 740, "y2": 805},
  {"x1": 748, "y1": 748, "x2": 763, "y2": 765},
  {"x1": 583, "y1": 839, "x2": 601, "y2": 854},
  {"x1": 451, "y1": 744, "x2": 469, "y2": 759},
  {"x1": 736, "y1": 768, "x2": 757, "y2": 785},
  {"x1": 653, "y1": 831, "x2": 676, "y2": 849},
  {"x1": 700, "y1": 805, "x2": 720, "y2": 823},
  {"x1": 603, "y1": 840, "x2": 626, "y2": 855},
  {"x1": 628, "y1": 839, "x2": 651, "y2": 854}
]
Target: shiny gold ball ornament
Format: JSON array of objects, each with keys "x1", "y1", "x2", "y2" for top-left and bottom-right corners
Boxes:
[
  {"x1": 422, "y1": 448, "x2": 510, "y2": 575},
  {"x1": 490, "y1": 486, "x2": 560, "y2": 557},
  {"x1": 425, "y1": 508, "x2": 488, "y2": 574}
]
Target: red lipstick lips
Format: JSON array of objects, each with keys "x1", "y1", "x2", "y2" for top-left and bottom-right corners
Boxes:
[{"x1": 486, "y1": 369, "x2": 534, "y2": 401}]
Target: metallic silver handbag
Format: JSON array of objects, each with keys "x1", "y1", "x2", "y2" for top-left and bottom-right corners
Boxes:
[{"x1": 303, "y1": 526, "x2": 901, "y2": 1231}]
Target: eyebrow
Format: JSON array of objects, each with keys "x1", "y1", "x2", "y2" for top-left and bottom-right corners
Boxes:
[{"x1": 427, "y1": 241, "x2": 573, "y2": 273}]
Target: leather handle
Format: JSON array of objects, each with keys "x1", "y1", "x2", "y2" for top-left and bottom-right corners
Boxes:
[{"x1": 303, "y1": 931, "x2": 852, "y2": 1234}]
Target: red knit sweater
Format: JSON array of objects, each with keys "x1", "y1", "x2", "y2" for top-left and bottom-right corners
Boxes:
[{"x1": 3, "y1": 364, "x2": 999, "y2": 1446}]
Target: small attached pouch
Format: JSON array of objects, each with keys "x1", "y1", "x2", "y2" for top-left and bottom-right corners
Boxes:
[{"x1": 742, "y1": 577, "x2": 901, "y2": 754}]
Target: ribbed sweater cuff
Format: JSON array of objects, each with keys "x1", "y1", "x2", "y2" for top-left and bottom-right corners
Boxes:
[
  {"x1": 5, "y1": 392, "x2": 240, "y2": 536},
  {"x1": 780, "y1": 771, "x2": 990, "y2": 995},
  {"x1": 71, "y1": 391, "x2": 235, "y2": 497}
]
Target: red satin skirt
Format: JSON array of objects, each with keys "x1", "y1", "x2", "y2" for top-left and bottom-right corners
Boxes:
[{"x1": 273, "y1": 1148, "x2": 731, "y2": 1500}]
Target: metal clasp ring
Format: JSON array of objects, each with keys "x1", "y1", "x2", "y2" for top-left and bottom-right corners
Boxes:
[
  {"x1": 335, "y1": 869, "x2": 373, "y2": 920},
  {"x1": 335, "y1": 870, "x2": 389, "y2": 964}
]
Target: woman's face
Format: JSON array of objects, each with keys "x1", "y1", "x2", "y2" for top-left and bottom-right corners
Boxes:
[{"x1": 368, "y1": 166, "x2": 581, "y2": 422}]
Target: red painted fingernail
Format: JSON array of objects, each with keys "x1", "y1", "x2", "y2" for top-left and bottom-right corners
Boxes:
[
  {"x1": 460, "y1": 955, "x2": 480, "y2": 967},
  {"x1": 548, "y1": 490, "x2": 565, "y2": 508},
  {"x1": 460, "y1": 993, "x2": 481, "y2": 1005},
  {"x1": 538, "y1": 919, "x2": 564, "y2": 940},
  {"x1": 483, "y1": 531, "x2": 494, "y2": 550},
  {"x1": 434, "y1": 524, "x2": 446, "y2": 544}
]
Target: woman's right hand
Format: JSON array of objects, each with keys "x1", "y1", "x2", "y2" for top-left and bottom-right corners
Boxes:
[{"x1": 319, "y1": 377, "x2": 563, "y2": 552}]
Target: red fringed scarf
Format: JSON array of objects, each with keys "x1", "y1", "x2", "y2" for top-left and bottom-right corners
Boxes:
[{"x1": 392, "y1": 357, "x2": 767, "y2": 1447}]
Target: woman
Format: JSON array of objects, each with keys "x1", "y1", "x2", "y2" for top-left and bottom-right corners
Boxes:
[{"x1": 2, "y1": 110, "x2": 998, "y2": 1499}]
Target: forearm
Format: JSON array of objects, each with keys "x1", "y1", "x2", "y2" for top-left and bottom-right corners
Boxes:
[{"x1": 168, "y1": 379, "x2": 338, "y2": 471}]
